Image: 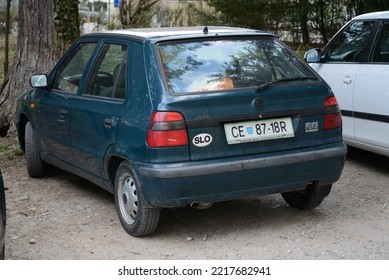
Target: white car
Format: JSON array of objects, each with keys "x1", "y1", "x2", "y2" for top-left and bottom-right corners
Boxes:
[{"x1": 305, "y1": 11, "x2": 389, "y2": 157}]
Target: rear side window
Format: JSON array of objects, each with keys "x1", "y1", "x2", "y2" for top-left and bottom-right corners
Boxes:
[{"x1": 158, "y1": 38, "x2": 314, "y2": 94}]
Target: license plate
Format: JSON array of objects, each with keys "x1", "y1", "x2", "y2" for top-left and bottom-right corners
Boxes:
[{"x1": 224, "y1": 117, "x2": 294, "y2": 144}]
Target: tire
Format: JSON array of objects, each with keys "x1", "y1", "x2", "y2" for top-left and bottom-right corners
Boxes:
[
  {"x1": 25, "y1": 122, "x2": 46, "y2": 177},
  {"x1": 114, "y1": 161, "x2": 160, "y2": 237},
  {"x1": 281, "y1": 183, "x2": 332, "y2": 210}
]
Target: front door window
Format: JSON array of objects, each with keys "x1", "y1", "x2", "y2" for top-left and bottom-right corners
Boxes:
[
  {"x1": 324, "y1": 21, "x2": 375, "y2": 62},
  {"x1": 53, "y1": 43, "x2": 97, "y2": 94}
]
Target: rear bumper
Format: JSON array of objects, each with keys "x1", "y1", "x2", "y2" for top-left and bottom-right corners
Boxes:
[
  {"x1": 140, "y1": 145, "x2": 346, "y2": 179},
  {"x1": 136, "y1": 142, "x2": 347, "y2": 207}
]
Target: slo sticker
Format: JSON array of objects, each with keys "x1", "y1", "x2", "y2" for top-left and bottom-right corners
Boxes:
[{"x1": 193, "y1": 133, "x2": 213, "y2": 147}]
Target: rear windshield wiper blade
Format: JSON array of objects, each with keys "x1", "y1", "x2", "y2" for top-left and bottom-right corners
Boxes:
[{"x1": 256, "y1": 76, "x2": 317, "y2": 92}]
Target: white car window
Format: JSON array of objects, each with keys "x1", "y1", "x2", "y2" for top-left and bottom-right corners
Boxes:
[
  {"x1": 372, "y1": 22, "x2": 389, "y2": 62},
  {"x1": 324, "y1": 21, "x2": 375, "y2": 63}
]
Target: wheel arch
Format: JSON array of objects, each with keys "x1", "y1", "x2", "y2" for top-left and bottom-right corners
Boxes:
[
  {"x1": 106, "y1": 155, "x2": 126, "y2": 184},
  {"x1": 16, "y1": 113, "x2": 30, "y2": 152}
]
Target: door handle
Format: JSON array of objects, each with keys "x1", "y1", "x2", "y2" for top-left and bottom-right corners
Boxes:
[
  {"x1": 104, "y1": 118, "x2": 113, "y2": 128},
  {"x1": 59, "y1": 109, "x2": 68, "y2": 117},
  {"x1": 342, "y1": 77, "x2": 352, "y2": 85}
]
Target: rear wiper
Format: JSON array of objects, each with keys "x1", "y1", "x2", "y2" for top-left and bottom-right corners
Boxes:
[{"x1": 256, "y1": 77, "x2": 317, "y2": 92}]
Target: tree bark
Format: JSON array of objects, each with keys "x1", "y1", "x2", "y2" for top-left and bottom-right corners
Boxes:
[
  {"x1": 0, "y1": 0, "x2": 57, "y2": 137},
  {"x1": 3, "y1": 0, "x2": 12, "y2": 78},
  {"x1": 299, "y1": 0, "x2": 310, "y2": 46}
]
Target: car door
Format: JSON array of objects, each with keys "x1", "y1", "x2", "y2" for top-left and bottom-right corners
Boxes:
[
  {"x1": 353, "y1": 20, "x2": 389, "y2": 153},
  {"x1": 71, "y1": 42, "x2": 129, "y2": 177},
  {"x1": 309, "y1": 20, "x2": 376, "y2": 142},
  {"x1": 36, "y1": 42, "x2": 97, "y2": 165}
]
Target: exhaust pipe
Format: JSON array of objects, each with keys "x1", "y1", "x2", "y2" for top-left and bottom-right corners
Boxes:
[{"x1": 190, "y1": 202, "x2": 213, "y2": 209}]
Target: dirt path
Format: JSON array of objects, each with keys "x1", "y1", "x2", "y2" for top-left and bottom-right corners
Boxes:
[{"x1": 1, "y1": 136, "x2": 388, "y2": 259}]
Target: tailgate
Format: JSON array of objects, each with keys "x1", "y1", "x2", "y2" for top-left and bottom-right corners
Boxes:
[{"x1": 166, "y1": 83, "x2": 335, "y2": 161}]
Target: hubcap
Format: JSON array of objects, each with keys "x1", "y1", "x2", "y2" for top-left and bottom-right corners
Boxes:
[{"x1": 119, "y1": 175, "x2": 138, "y2": 225}]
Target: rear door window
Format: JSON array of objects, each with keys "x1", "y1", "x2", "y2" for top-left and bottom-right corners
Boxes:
[
  {"x1": 158, "y1": 38, "x2": 314, "y2": 94},
  {"x1": 84, "y1": 43, "x2": 128, "y2": 99},
  {"x1": 371, "y1": 21, "x2": 389, "y2": 62}
]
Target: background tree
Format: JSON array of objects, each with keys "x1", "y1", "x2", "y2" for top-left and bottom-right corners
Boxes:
[
  {"x1": 3, "y1": 0, "x2": 12, "y2": 78},
  {"x1": 206, "y1": 0, "x2": 274, "y2": 30},
  {"x1": 0, "y1": 0, "x2": 17, "y2": 84},
  {"x1": 308, "y1": 0, "x2": 349, "y2": 44},
  {"x1": 2, "y1": 0, "x2": 389, "y2": 137},
  {"x1": 0, "y1": 0, "x2": 80, "y2": 137},
  {"x1": 119, "y1": 0, "x2": 159, "y2": 28},
  {"x1": 206, "y1": 0, "x2": 389, "y2": 47},
  {"x1": 346, "y1": 0, "x2": 389, "y2": 16},
  {"x1": 54, "y1": 0, "x2": 81, "y2": 54},
  {"x1": 156, "y1": 0, "x2": 219, "y2": 27}
]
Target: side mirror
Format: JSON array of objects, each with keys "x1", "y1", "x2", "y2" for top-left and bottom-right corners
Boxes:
[
  {"x1": 30, "y1": 74, "x2": 48, "y2": 88},
  {"x1": 304, "y1": 48, "x2": 321, "y2": 63}
]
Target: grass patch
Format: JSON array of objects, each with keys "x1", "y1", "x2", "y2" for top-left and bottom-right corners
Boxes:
[
  {"x1": 0, "y1": 143, "x2": 11, "y2": 152},
  {"x1": 0, "y1": 141, "x2": 24, "y2": 167}
]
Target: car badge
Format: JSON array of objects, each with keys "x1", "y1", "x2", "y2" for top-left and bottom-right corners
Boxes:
[{"x1": 305, "y1": 121, "x2": 319, "y2": 132}]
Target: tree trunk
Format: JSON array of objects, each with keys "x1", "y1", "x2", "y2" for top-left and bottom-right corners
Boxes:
[
  {"x1": 3, "y1": 0, "x2": 12, "y2": 78},
  {"x1": 299, "y1": 0, "x2": 310, "y2": 46},
  {"x1": 0, "y1": 0, "x2": 57, "y2": 137},
  {"x1": 318, "y1": 0, "x2": 328, "y2": 44}
]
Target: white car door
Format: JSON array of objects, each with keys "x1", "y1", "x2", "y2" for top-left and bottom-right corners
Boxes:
[
  {"x1": 309, "y1": 20, "x2": 376, "y2": 143},
  {"x1": 352, "y1": 22, "x2": 389, "y2": 155},
  {"x1": 310, "y1": 63, "x2": 359, "y2": 141}
]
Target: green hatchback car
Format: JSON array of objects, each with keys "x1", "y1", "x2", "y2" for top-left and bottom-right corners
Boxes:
[{"x1": 15, "y1": 27, "x2": 347, "y2": 237}]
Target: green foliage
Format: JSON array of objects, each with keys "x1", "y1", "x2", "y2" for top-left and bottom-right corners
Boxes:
[
  {"x1": 0, "y1": 144, "x2": 10, "y2": 152},
  {"x1": 0, "y1": 143, "x2": 23, "y2": 165},
  {"x1": 207, "y1": 0, "x2": 274, "y2": 29},
  {"x1": 206, "y1": 0, "x2": 389, "y2": 48},
  {"x1": 348, "y1": 0, "x2": 389, "y2": 15},
  {"x1": 54, "y1": 0, "x2": 81, "y2": 52}
]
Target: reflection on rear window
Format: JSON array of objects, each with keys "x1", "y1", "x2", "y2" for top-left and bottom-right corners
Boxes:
[{"x1": 158, "y1": 38, "x2": 312, "y2": 94}]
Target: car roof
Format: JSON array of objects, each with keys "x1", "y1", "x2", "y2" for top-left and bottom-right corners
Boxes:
[
  {"x1": 353, "y1": 11, "x2": 389, "y2": 20},
  {"x1": 82, "y1": 26, "x2": 272, "y2": 43}
]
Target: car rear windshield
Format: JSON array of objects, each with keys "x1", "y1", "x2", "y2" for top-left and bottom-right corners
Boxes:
[{"x1": 158, "y1": 37, "x2": 315, "y2": 94}]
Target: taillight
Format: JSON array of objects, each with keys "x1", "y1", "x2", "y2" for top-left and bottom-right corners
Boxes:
[
  {"x1": 324, "y1": 96, "x2": 342, "y2": 129},
  {"x1": 146, "y1": 111, "x2": 189, "y2": 147}
]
